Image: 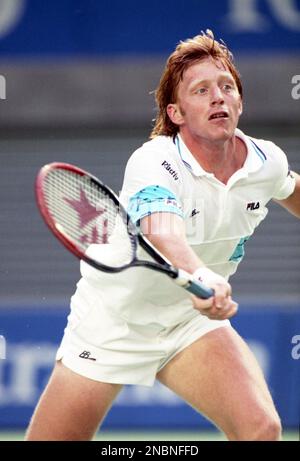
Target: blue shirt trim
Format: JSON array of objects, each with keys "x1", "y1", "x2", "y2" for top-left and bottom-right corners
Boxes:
[
  {"x1": 250, "y1": 139, "x2": 267, "y2": 163},
  {"x1": 175, "y1": 135, "x2": 193, "y2": 171},
  {"x1": 128, "y1": 185, "x2": 183, "y2": 224},
  {"x1": 229, "y1": 236, "x2": 250, "y2": 262}
]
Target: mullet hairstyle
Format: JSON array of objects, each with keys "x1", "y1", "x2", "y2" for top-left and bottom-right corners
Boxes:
[{"x1": 150, "y1": 30, "x2": 243, "y2": 139}]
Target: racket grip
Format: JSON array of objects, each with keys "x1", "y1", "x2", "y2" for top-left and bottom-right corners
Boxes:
[
  {"x1": 176, "y1": 269, "x2": 214, "y2": 299},
  {"x1": 186, "y1": 279, "x2": 214, "y2": 299}
]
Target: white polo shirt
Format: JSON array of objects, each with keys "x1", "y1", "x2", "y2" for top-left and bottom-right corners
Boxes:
[{"x1": 79, "y1": 129, "x2": 295, "y2": 326}]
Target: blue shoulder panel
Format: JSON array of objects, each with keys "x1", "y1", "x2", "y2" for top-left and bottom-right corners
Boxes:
[{"x1": 128, "y1": 185, "x2": 183, "y2": 224}]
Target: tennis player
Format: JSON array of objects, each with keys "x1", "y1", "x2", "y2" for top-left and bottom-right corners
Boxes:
[{"x1": 26, "y1": 30, "x2": 300, "y2": 441}]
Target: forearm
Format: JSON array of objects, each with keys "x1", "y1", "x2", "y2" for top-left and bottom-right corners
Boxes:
[
  {"x1": 146, "y1": 232, "x2": 204, "y2": 275},
  {"x1": 141, "y1": 212, "x2": 205, "y2": 274},
  {"x1": 141, "y1": 212, "x2": 237, "y2": 319}
]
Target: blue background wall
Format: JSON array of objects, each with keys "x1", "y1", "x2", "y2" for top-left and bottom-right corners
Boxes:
[
  {"x1": 0, "y1": 0, "x2": 300, "y2": 56},
  {"x1": 0, "y1": 305, "x2": 299, "y2": 429},
  {"x1": 1, "y1": 0, "x2": 299, "y2": 126}
]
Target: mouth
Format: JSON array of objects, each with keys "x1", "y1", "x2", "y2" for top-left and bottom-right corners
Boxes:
[{"x1": 208, "y1": 111, "x2": 229, "y2": 121}]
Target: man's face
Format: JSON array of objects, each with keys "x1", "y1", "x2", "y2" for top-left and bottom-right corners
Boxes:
[{"x1": 167, "y1": 57, "x2": 243, "y2": 143}]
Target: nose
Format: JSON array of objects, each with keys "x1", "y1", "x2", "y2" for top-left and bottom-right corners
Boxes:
[{"x1": 210, "y1": 86, "x2": 224, "y2": 106}]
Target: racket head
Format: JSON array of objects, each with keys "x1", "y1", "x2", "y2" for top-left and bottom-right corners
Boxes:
[{"x1": 35, "y1": 162, "x2": 138, "y2": 271}]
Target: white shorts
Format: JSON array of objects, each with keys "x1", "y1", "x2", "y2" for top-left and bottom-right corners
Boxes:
[{"x1": 56, "y1": 284, "x2": 230, "y2": 387}]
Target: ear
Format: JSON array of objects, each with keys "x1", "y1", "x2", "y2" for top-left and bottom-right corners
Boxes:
[{"x1": 167, "y1": 103, "x2": 184, "y2": 126}]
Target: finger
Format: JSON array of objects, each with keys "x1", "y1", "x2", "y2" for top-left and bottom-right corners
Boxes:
[
  {"x1": 213, "y1": 285, "x2": 231, "y2": 309},
  {"x1": 211, "y1": 301, "x2": 239, "y2": 320},
  {"x1": 191, "y1": 295, "x2": 214, "y2": 311},
  {"x1": 221, "y1": 302, "x2": 239, "y2": 319}
]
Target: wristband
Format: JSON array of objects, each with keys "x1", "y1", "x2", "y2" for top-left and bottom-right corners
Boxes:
[{"x1": 193, "y1": 267, "x2": 227, "y2": 286}]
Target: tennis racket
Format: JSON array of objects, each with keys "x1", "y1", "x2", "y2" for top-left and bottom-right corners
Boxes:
[{"x1": 35, "y1": 162, "x2": 214, "y2": 299}]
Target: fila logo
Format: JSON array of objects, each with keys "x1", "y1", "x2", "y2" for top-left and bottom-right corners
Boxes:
[
  {"x1": 79, "y1": 351, "x2": 96, "y2": 361},
  {"x1": 161, "y1": 160, "x2": 179, "y2": 181},
  {"x1": 247, "y1": 202, "x2": 260, "y2": 211}
]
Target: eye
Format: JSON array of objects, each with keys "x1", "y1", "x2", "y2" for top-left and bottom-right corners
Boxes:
[
  {"x1": 195, "y1": 87, "x2": 207, "y2": 95},
  {"x1": 223, "y1": 84, "x2": 233, "y2": 91}
]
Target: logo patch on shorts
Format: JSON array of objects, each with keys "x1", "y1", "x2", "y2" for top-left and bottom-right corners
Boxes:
[{"x1": 79, "y1": 351, "x2": 96, "y2": 361}]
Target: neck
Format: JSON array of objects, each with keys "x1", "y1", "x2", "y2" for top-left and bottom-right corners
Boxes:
[{"x1": 179, "y1": 131, "x2": 246, "y2": 184}]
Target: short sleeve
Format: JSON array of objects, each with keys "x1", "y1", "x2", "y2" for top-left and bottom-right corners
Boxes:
[
  {"x1": 119, "y1": 139, "x2": 183, "y2": 211},
  {"x1": 271, "y1": 144, "x2": 296, "y2": 200},
  {"x1": 127, "y1": 185, "x2": 183, "y2": 224}
]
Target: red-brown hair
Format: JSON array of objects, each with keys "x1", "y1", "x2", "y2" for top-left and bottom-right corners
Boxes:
[{"x1": 150, "y1": 30, "x2": 242, "y2": 138}]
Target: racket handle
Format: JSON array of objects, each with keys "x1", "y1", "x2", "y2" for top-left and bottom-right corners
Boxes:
[
  {"x1": 176, "y1": 269, "x2": 214, "y2": 299},
  {"x1": 186, "y1": 279, "x2": 214, "y2": 299}
]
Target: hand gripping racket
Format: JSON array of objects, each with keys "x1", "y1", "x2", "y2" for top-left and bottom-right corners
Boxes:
[{"x1": 35, "y1": 162, "x2": 214, "y2": 299}]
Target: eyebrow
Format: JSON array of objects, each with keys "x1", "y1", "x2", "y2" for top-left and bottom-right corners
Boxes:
[{"x1": 189, "y1": 74, "x2": 235, "y2": 91}]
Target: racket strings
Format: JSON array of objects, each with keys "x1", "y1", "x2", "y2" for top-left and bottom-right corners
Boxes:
[{"x1": 42, "y1": 169, "x2": 135, "y2": 267}]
